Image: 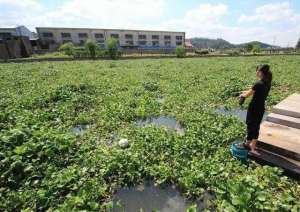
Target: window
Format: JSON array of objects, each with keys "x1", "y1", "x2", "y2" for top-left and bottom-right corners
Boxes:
[
  {"x1": 79, "y1": 40, "x2": 85, "y2": 45},
  {"x1": 164, "y1": 35, "x2": 171, "y2": 40},
  {"x1": 43, "y1": 32, "x2": 53, "y2": 37},
  {"x1": 78, "y1": 33, "x2": 88, "y2": 38},
  {"x1": 152, "y1": 35, "x2": 159, "y2": 39},
  {"x1": 152, "y1": 41, "x2": 159, "y2": 46},
  {"x1": 176, "y1": 41, "x2": 183, "y2": 46},
  {"x1": 138, "y1": 41, "x2": 147, "y2": 46},
  {"x1": 138, "y1": 34, "x2": 146, "y2": 39},
  {"x1": 47, "y1": 40, "x2": 55, "y2": 44},
  {"x1": 96, "y1": 40, "x2": 104, "y2": 44},
  {"x1": 110, "y1": 34, "x2": 119, "y2": 39},
  {"x1": 0, "y1": 32, "x2": 12, "y2": 38},
  {"x1": 125, "y1": 34, "x2": 133, "y2": 39},
  {"x1": 61, "y1": 33, "x2": 71, "y2": 38},
  {"x1": 176, "y1": 36, "x2": 183, "y2": 40},
  {"x1": 95, "y1": 33, "x2": 104, "y2": 39},
  {"x1": 125, "y1": 40, "x2": 134, "y2": 45},
  {"x1": 164, "y1": 41, "x2": 171, "y2": 46}
]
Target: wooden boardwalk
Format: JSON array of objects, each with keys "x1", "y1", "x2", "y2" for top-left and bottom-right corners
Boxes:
[{"x1": 249, "y1": 93, "x2": 300, "y2": 177}]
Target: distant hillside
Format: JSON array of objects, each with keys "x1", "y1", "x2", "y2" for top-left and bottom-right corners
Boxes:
[
  {"x1": 190, "y1": 38, "x2": 278, "y2": 49},
  {"x1": 190, "y1": 38, "x2": 235, "y2": 49},
  {"x1": 235, "y1": 41, "x2": 279, "y2": 49}
]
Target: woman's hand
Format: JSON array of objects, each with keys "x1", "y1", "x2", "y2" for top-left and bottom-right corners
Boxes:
[{"x1": 240, "y1": 89, "x2": 254, "y2": 98}]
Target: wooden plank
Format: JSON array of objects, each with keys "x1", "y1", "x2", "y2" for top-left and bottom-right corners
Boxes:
[
  {"x1": 249, "y1": 149, "x2": 300, "y2": 177},
  {"x1": 273, "y1": 105, "x2": 300, "y2": 118},
  {"x1": 285, "y1": 93, "x2": 300, "y2": 102},
  {"x1": 258, "y1": 122, "x2": 300, "y2": 155},
  {"x1": 266, "y1": 113, "x2": 300, "y2": 129},
  {"x1": 273, "y1": 94, "x2": 300, "y2": 118}
]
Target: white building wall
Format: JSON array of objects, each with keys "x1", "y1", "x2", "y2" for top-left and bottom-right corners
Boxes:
[{"x1": 36, "y1": 27, "x2": 185, "y2": 49}]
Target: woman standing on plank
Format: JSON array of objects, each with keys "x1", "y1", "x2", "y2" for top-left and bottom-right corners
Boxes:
[{"x1": 240, "y1": 65, "x2": 273, "y2": 154}]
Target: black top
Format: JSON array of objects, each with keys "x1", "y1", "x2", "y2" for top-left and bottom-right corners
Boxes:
[{"x1": 249, "y1": 80, "x2": 270, "y2": 109}]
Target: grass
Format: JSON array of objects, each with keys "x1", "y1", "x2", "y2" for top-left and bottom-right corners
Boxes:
[{"x1": 0, "y1": 55, "x2": 300, "y2": 211}]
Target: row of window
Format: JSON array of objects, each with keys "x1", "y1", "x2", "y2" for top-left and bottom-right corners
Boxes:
[
  {"x1": 60, "y1": 39, "x2": 183, "y2": 46},
  {"x1": 43, "y1": 32, "x2": 183, "y2": 40}
]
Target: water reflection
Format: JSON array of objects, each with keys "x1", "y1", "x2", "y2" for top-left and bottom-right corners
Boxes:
[
  {"x1": 137, "y1": 116, "x2": 184, "y2": 135},
  {"x1": 215, "y1": 107, "x2": 268, "y2": 122},
  {"x1": 113, "y1": 181, "x2": 214, "y2": 212}
]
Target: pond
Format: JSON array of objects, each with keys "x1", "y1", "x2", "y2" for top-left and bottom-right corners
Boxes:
[
  {"x1": 113, "y1": 181, "x2": 214, "y2": 212},
  {"x1": 137, "y1": 116, "x2": 184, "y2": 135},
  {"x1": 157, "y1": 96, "x2": 165, "y2": 103},
  {"x1": 215, "y1": 107, "x2": 268, "y2": 122},
  {"x1": 71, "y1": 124, "x2": 90, "y2": 136}
]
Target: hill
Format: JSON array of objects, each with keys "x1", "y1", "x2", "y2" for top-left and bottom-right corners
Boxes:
[
  {"x1": 235, "y1": 41, "x2": 279, "y2": 49},
  {"x1": 190, "y1": 38, "x2": 235, "y2": 49},
  {"x1": 190, "y1": 38, "x2": 278, "y2": 49}
]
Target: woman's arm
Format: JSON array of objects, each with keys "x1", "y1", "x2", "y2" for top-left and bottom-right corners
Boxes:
[{"x1": 240, "y1": 89, "x2": 254, "y2": 98}]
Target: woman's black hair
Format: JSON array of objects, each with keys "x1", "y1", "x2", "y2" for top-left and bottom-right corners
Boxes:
[{"x1": 257, "y1": 64, "x2": 272, "y2": 89}]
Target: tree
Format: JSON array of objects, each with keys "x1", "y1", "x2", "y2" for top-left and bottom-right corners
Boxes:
[
  {"x1": 59, "y1": 42, "x2": 75, "y2": 56},
  {"x1": 245, "y1": 43, "x2": 254, "y2": 52},
  {"x1": 252, "y1": 44, "x2": 261, "y2": 54},
  {"x1": 175, "y1": 46, "x2": 186, "y2": 58},
  {"x1": 85, "y1": 40, "x2": 97, "y2": 58},
  {"x1": 296, "y1": 38, "x2": 300, "y2": 49},
  {"x1": 105, "y1": 38, "x2": 119, "y2": 59}
]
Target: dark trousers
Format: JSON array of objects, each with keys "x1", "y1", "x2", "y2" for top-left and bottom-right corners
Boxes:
[{"x1": 246, "y1": 107, "x2": 265, "y2": 140}]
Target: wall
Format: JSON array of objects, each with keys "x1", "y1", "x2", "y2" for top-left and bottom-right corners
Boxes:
[{"x1": 36, "y1": 27, "x2": 185, "y2": 50}]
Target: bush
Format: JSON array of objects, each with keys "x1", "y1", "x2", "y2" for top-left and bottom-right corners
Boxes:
[
  {"x1": 85, "y1": 40, "x2": 97, "y2": 58},
  {"x1": 175, "y1": 47, "x2": 186, "y2": 58},
  {"x1": 73, "y1": 47, "x2": 88, "y2": 58},
  {"x1": 105, "y1": 38, "x2": 119, "y2": 59},
  {"x1": 195, "y1": 49, "x2": 209, "y2": 55},
  {"x1": 59, "y1": 42, "x2": 75, "y2": 56}
]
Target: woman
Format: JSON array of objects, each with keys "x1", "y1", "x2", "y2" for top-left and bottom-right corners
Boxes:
[{"x1": 240, "y1": 64, "x2": 272, "y2": 154}]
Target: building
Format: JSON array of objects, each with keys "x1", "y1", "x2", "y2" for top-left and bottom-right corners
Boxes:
[
  {"x1": 185, "y1": 39, "x2": 194, "y2": 49},
  {"x1": 0, "y1": 26, "x2": 34, "y2": 59},
  {"x1": 36, "y1": 27, "x2": 185, "y2": 50},
  {"x1": 0, "y1": 26, "x2": 35, "y2": 40}
]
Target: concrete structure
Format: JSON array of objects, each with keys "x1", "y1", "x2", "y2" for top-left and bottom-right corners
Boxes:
[
  {"x1": 0, "y1": 26, "x2": 35, "y2": 40},
  {"x1": 0, "y1": 26, "x2": 34, "y2": 59},
  {"x1": 36, "y1": 27, "x2": 185, "y2": 50},
  {"x1": 250, "y1": 93, "x2": 300, "y2": 176}
]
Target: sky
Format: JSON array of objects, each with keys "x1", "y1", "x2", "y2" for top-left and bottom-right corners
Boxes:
[{"x1": 0, "y1": 0, "x2": 300, "y2": 47}]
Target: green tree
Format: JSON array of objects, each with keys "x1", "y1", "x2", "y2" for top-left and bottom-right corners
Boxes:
[
  {"x1": 296, "y1": 38, "x2": 300, "y2": 49},
  {"x1": 175, "y1": 46, "x2": 186, "y2": 58},
  {"x1": 59, "y1": 42, "x2": 75, "y2": 56},
  {"x1": 85, "y1": 40, "x2": 97, "y2": 58},
  {"x1": 105, "y1": 38, "x2": 119, "y2": 59},
  {"x1": 245, "y1": 43, "x2": 254, "y2": 52},
  {"x1": 252, "y1": 44, "x2": 261, "y2": 54}
]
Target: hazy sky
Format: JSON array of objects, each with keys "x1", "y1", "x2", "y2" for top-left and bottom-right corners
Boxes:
[{"x1": 1, "y1": 0, "x2": 299, "y2": 46}]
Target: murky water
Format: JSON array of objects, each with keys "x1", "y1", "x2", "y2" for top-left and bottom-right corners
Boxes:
[
  {"x1": 137, "y1": 116, "x2": 184, "y2": 135},
  {"x1": 157, "y1": 96, "x2": 165, "y2": 103},
  {"x1": 71, "y1": 124, "x2": 89, "y2": 136},
  {"x1": 215, "y1": 107, "x2": 268, "y2": 122},
  {"x1": 113, "y1": 181, "x2": 214, "y2": 212}
]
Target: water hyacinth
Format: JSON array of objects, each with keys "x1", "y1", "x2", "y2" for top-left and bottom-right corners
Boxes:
[{"x1": 0, "y1": 56, "x2": 300, "y2": 211}]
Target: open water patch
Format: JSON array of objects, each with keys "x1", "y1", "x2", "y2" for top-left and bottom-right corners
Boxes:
[
  {"x1": 215, "y1": 107, "x2": 268, "y2": 122},
  {"x1": 71, "y1": 124, "x2": 90, "y2": 136},
  {"x1": 137, "y1": 116, "x2": 184, "y2": 135},
  {"x1": 112, "y1": 181, "x2": 214, "y2": 212},
  {"x1": 157, "y1": 96, "x2": 165, "y2": 103}
]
